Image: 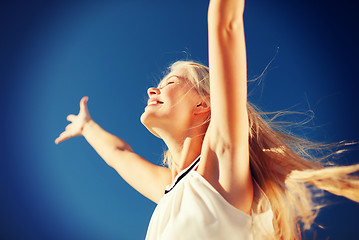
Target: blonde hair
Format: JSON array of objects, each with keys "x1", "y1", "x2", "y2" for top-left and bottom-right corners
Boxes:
[{"x1": 162, "y1": 60, "x2": 359, "y2": 239}]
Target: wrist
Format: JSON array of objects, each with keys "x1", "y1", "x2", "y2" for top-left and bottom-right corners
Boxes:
[{"x1": 82, "y1": 119, "x2": 95, "y2": 136}]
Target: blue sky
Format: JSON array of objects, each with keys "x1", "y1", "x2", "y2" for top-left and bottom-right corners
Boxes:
[{"x1": 1, "y1": 0, "x2": 359, "y2": 239}]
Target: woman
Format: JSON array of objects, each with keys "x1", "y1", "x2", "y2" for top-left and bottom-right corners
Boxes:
[{"x1": 55, "y1": 0, "x2": 359, "y2": 239}]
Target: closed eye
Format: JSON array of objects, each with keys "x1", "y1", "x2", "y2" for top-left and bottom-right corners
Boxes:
[
  {"x1": 159, "y1": 81, "x2": 175, "y2": 88},
  {"x1": 157, "y1": 75, "x2": 181, "y2": 88}
]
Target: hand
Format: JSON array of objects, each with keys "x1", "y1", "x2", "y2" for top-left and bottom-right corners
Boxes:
[{"x1": 55, "y1": 96, "x2": 92, "y2": 144}]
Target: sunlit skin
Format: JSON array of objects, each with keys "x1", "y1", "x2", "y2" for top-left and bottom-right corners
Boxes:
[
  {"x1": 141, "y1": 69, "x2": 205, "y2": 138},
  {"x1": 141, "y1": 67, "x2": 211, "y2": 177},
  {"x1": 54, "y1": 2, "x2": 359, "y2": 238},
  {"x1": 55, "y1": 0, "x2": 254, "y2": 215}
]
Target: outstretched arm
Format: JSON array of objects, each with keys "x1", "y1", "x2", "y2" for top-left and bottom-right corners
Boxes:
[
  {"x1": 55, "y1": 97, "x2": 171, "y2": 203},
  {"x1": 201, "y1": 0, "x2": 252, "y2": 213}
]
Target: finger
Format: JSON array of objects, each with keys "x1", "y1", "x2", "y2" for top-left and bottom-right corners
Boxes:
[
  {"x1": 55, "y1": 131, "x2": 72, "y2": 144},
  {"x1": 80, "y1": 96, "x2": 89, "y2": 111},
  {"x1": 67, "y1": 114, "x2": 76, "y2": 122},
  {"x1": 55, "y1": 132, "x2": 67, "y2": 144}
]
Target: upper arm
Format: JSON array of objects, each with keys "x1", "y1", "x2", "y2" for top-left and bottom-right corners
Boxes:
[
  {"x1": 111, "y1": 151, "x2": 172, "y2": 204},
  {"x1": 200, "y1": 0, "x2": 252, "y2": 211}
]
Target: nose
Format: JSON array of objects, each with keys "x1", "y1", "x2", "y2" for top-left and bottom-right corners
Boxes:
[{"x1": 147, "y1": 87, "x2": 160, "y2": 97}]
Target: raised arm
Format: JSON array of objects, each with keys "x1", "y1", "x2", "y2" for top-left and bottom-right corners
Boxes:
[
  {"x1": 200, "y1": 0, "x2": 252, "y2": 213},
  {"x1": 55, "y1": 97, "x2": 171, "y2": 203},
  {"x1": 207, "y1": 0, "x2": 247, "y2": 147}
]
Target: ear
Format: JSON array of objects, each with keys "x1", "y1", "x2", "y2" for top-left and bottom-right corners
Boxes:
[{"x1": 193, "y1": 100, "x2": 211, "y2": 115}]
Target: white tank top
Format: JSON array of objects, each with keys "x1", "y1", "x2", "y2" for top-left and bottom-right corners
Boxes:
[{"x1": 145, "y1": 156, "x2": 274, "y2": 240}]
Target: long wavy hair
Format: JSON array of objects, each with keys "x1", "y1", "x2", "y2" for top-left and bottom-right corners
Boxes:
[{"x1": 161, "y1": 60, "x2": 359, "y2": 239}]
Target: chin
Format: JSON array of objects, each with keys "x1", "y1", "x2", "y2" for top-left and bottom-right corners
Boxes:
[
  {"x1": 140, "y1": 111, "x2": 147, "y2": 125},
  {"x1": 140, "y1": 111, "x2": 162, "y2": 139}
]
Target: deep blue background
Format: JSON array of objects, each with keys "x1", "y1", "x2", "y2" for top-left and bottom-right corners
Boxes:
[{"x1": 1, "y1": 0, "x2": 358, "y2": 239}]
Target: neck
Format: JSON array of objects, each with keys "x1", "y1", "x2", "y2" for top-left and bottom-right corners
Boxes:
[{"x1": 154, "y1": 125, "x2": 206, "y2": 178}]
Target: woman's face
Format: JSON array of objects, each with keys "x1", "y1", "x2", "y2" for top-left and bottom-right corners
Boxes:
[{"x1": 140, "y1": 68, "x2": 202, "y2": 138}]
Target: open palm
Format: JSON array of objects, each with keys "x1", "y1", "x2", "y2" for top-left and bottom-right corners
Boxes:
[{"x1": 55, "y1": 96, "x2": 91, "y2": 144}]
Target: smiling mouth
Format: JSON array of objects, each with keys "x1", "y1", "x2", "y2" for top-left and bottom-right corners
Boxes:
[{"x1": 147, "y1": 100, "x2": 164, "y2": 106}]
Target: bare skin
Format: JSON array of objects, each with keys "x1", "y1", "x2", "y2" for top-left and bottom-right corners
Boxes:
[
  {"x1": 56, "y1": 0, "x2": 252, "y2": 214},
  {"x1": 55, "y1": 97, "x2": 172, "y2": 203}
]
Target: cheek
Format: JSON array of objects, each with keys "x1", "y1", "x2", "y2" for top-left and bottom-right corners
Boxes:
[
  {"x1": 171, "y1": 85, "x2": 198, "y2": 102},
  {"x1": 167, "y1": 89, "x2": 195, "y2": 111}
]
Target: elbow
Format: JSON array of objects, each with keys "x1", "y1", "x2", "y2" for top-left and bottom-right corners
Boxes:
[
  {"x1": 208, "y1": 11, "x2": 244, "y2": 36},
  {"x1": 224, "y1": 18, "x2": 244, "y2": 33},
  {"x1": 208, "y1": 0, "x2": 244, "y2": 32}
]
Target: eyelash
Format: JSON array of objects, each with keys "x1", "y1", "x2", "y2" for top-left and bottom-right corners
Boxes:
[{"x1": 158, "y1": 80, "x2": 176, "y2": 89}]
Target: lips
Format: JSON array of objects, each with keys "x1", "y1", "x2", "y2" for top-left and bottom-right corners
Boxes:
[{"x1": 147, "y1": 98, "x2": 164, "y2": 106}]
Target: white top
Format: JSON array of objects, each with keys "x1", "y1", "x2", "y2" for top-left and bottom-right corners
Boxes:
[{"x1": 145, "y1": 156, "x2": 274, "y2": 240}]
